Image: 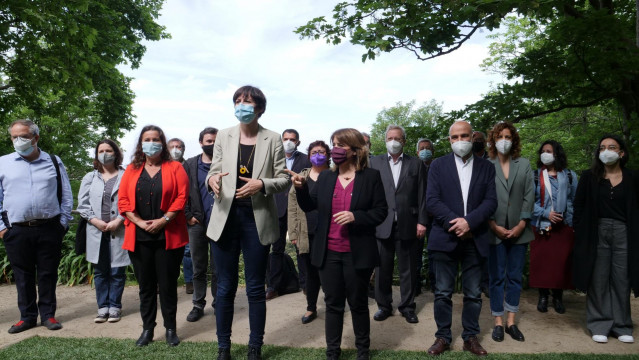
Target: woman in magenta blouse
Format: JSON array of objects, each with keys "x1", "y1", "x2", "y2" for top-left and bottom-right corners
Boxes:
[{"x1": 290, "y1": 128, "x2": 387, "y2": 360}]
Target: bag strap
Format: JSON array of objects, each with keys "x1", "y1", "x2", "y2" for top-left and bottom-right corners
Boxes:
[{"x1": 50, "y1": 154, "x2": 62, "y2": 206}]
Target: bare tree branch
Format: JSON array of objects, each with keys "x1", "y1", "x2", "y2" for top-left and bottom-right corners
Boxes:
[{"x1": 511, "y1": 95, "x2": 613, "y2": 122}]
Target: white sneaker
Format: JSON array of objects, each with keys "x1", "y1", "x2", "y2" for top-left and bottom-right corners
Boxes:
[
  {"x1": 592, "y1": 335, "x2": 608, "y2": 343},
  {"x1": 107, "y1": 310, "x2": 121, "y2": 323},
  {"x1": 94, "y1": 313, "x2": 108, "y2": 323},
  {"x1": 618, "y1": 335, "x2": 634, "y2": 343}
]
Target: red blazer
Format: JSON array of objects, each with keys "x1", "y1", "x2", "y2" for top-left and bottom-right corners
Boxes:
[{"x1": 118, "y1": 160, "x2": 189, "y2": 252}]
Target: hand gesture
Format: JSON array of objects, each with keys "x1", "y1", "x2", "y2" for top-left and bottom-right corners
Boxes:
[
  {"x1": 449, "y1": 217, "x2": 470, "y2": 238},
  {"x1": 285, "y1": 169, "x2": 306, "y2": 188},
  {"x1": 104, "y1": 218, "x2": 123, "y2": 232},
  {"x1": 187, "y1": 217, "x2": 200, "y2": 226},
  {"x1": 236, "y1": 177, "x2": 263, "y2": 198},
  {"x1": 333, "y1": 211, "x2": 355, "y2": 225},
  {"x1": 91, "y1": 218, "x2": 109, "y2": 232},
  {"x1": 145, "y1": 218, "x2": 166, "y2": 234},
  {"x1": 208, "y1": 172, "x2": 229, "y2": 197},
  {"x1": 549, "y1": 211, "x2": 563, "y2": 224}
]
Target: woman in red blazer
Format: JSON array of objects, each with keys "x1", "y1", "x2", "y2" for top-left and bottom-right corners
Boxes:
[{"x1": 118, "y1": 125, "x2": 189, "y2": 347}]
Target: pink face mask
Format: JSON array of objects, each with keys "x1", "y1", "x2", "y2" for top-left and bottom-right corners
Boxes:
[{"x1": 331, "y1": 147, "x2": 348, "y2": 165}]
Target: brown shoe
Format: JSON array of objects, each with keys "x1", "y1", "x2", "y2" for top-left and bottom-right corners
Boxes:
[
  {"x1": 265, "y1": 289, "x2": 279, "y2": 301},
  {"x1": 427, "y1": 338, "x2": 450, "y2": 356},
  {"x1": 185, "y1": 282, "x2": 194, "y2": 294},
  {"x1": 463, "y1": 336, "x2": 487, "y2": 356}
]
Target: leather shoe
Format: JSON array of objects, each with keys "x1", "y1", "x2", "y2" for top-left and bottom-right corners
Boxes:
[
  {"x1": 217, "y1": 347, "x2": 231, "y2": 360},
  {"x1": 8, "y1": 319, "x2": 37, "y2": 334},
  {"x1": 185, "y1": 282, "x2": 194, "y2": 294},
  {"x1": 537, "y1": 295, "x2": 548, "y2": 313},
  {"x1": 553, "y1": 297, "x2": 566, "y2": 314},
  {"x1": 427, "y1": 337, "x2": 450, "y2": 356},
  {"x1": 265, "y1": 289, "x2": 279, "y2": 301},
  {"x1": 463, "y1": 336, "x2": 487, "y2": 356},
  {"x1": 301, "y1": 311, "x2": 317, "y2": 324},
  {"x1": 247, "y1": 345, "x2": 262, "y2": 360},
  {"x1": 401, "y1": 311, "x2": 419, "y2": 324},
  {"x1": 505, "y1": 324, "x2": 525, "y2": 341},
  {"x1": 373, "y1": 309, "x2": 392, "y2": 321},
  {"x1": 136, "y1": 329, "x2": 154, "y2": 347},
  {"x1": 492, "y1": 325, "x2": 504, "y2": 342},
  {"x1": 41, "y1": 317, "x2": 62, "y2": 330},
  {"x1": 186, "y1": 307, "x2": 204, "y2": 322},
  {"x1": 166, "y1": 329, "x2": 180, "y2": 346}
]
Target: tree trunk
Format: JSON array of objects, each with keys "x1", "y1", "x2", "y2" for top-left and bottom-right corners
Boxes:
[{"x1": 636, "y1": 0, "x2": 639, "y2": 47}]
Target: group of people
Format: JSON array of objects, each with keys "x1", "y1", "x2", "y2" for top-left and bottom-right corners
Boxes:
[{"x1": 0, "y1": 84, "x2": 637, "y2": 360}]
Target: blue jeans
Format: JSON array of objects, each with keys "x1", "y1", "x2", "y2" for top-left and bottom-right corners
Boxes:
[
  {"x1": 211, "y1": 205, "x2": 269, "y2": 349},
  {"x1": 94, "y1": 232, "x2": 126, "y2": 310},
  {"x1": 431, "y1": 241, "x2": 483, "y2": 343},
  {"x1": 488, "y1": 242, "x2": 528, "y2": 316},
  {"x1": 183, "y1": 243, "x2": 193, "y2": 283}
]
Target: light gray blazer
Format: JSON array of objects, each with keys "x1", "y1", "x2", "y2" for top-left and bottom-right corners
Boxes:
[
  {"x1": 489, "y1": 156, "x2": 535, "y2": 245},
  {"x1": 206, "y1": 124, "x2": 290, "y2": 245},
  {"x1": 77, "y1": 169, "x2": 130, "y2": 267}
]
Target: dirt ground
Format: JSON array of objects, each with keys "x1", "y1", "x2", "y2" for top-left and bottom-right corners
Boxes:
[{"x1": 0, "y1": 285, "x2": 638, "y2": 354}]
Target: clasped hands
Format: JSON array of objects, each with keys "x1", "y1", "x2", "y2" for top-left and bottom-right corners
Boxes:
[
  {"x1": 91, "y1": 218, "x2": 123, "y2": 233},
  {"x1": 449, "y1": 217, "x2": 472, "y2": 240},
  {"x1": 207, "y1": 172, "x2": 263, "y2": 199}
]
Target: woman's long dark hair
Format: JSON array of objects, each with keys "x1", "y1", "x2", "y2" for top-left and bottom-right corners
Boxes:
[
  {"x1": 536, "y1": 140, "x2": 568, "y2": 172},
  {"x1": 591, "y1": 134, "x2": 629, "y2": 179},
  {"x1": 93, "y1": 139, "x2": 123, "y2": 172},
  {"x1": 131, "y1": 125, "x2": 170, "y2": 169}
]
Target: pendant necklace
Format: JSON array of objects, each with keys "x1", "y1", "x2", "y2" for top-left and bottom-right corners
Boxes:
[{"x1": 239, "y1": 144, "x2": 256, "y2": 175}]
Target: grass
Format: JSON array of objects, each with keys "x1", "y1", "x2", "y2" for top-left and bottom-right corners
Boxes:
[{"x1": 1, "y1": 337, "x2": 638, "y2": 360}]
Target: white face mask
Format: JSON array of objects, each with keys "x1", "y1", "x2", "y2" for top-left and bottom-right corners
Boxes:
[
  {"x1": 385, "y1": 140, "x2": 403, "y2": 155},
  {"x1": 13, "y1": 136, "x2": 35, "y2": 156},
  {"x1": 599, "y1": 150, "x2": 620, "y2": 165},
  {"x1": 282, "y1": 140, "x2": 296, "y2": 154},
  {"x1": 451, "y1": 140, "x2": 472, "y2": 158},
  {"x1": 170, "y1": 148, "x2": 183, "y2": 160},
  {"x1": 495, "y1": 139, "x2": 512, "y2": 155},
  {"x1": 540, "y1": 152, "x2": 555, "y2": 165}
]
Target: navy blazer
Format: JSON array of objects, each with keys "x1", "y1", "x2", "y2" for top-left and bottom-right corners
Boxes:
[
  {"x1": 425, "y1": 153, "x2": 497, "y2": 257},
  {"x1": 275, "y1": 150, "x2": 312, "y2": 218}
]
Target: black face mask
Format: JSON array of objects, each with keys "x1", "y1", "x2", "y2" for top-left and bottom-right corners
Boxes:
[
  {"x1": 472, "y1": 141, "x2": 485, "y2": 153},
  {"x1": 202, "y1": 144, "x2": 214, "y2": 156}
]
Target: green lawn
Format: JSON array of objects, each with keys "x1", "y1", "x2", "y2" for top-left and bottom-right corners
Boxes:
[{"x1": 1, "y1": 337, "x2": 637, "y2": 360}]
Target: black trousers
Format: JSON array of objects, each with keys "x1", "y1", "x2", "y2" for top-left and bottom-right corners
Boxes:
[
  {"x1": 3, "y1": 221, "x2": 64, "y2": 321},
  {"x1": 298, "y1": 235, "x2": 321, "y2": 312},
  {"x1": 129, "y1": 241, "x2": 184, "y2": 330},
  {"x1": 318, "y1": 250, "x2": 373, "y2": 356},
  {"x1": 267, "y1": 215, "x2": 301, "y2": 291}
]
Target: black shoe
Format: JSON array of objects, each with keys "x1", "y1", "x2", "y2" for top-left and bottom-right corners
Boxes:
[
  {"x1": 373, "y1": 309, "x2": 392, "y2": 321},
  {"x1": 8, "y1": 319, "x2": 37, "y2": 334},
  {"x1": 301, "y1": 311, "x2": 317, "y2": 324},
  {"x1": 356, "y1": 349, "x2": 370, "y2": 360},
  {"x1": 552, "y1": 290, "x2": 566, "y2": 314},
  {"x1": 166, "y1": 329, "x2": 180, "y2": 346},
  {"x1": 185, "y1": 282, "x2": 194, "y2": 294},
  {"x1": 400, "y1": 310, "x2": 419, "y2": 324},
  {"x1": 247, "y1": 346, "x2": 262, "y2": 360},
  {"x1": 41, "y1": 317, "x2": 63, "y2": 330},
  {"x1": 327, "y1": 349, "x2": 341, "y2": 360},
  {"x1": 492, "y1": 325, "x2": 504, "y2": 342},
  {"x1": 537, "y1": 295, "x2": 548, "y2": 313},
  {"x1": 217, "y1": 347, "x2": 231, "y2": 360},
  {"x1": 187, "y1": 307, "x2": 204, "y2": 322},
  {"x1": 136, "y1": 329, "x2": 154, "y2": 347},
  {"x1": 482, "y1": 287, "x2": 490, "y2": 298},
  {"x1": 505, "y1": 325, "x2": 525, "y2": 342}
]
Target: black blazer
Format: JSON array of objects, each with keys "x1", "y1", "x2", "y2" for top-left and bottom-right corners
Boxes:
[
  {"x1": 275, "y1": 150, "x2": 312, "y2": 218},
  {"x1": 370, "y1": 153, "x2": 427, "y2": 240},
  {"x1": 183, "y1": 154, "x2": 207, "y2": 224},
  {"x1": 296, "y1": 167, "x2": 388, "y2": 269}
]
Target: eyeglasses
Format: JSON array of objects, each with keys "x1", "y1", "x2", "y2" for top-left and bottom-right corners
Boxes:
[{"x1": 310, "y1": 150, "x2": 327, "y2": 155}]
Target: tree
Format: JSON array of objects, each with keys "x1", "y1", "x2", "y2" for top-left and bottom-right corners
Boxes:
[
  {"x1": 369, "y1": 99, "x2": 447, "y2": 157},
  {"x1": 1, "y1": 0, "x2": 169, "y2": 176},
  {"x1": 296, "y1": 1, "x2": 639, "y2": 143}
]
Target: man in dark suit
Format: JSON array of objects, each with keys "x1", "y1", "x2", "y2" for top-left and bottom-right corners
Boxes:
[
  {"x1": 267, "y1": 129, "x2": 312, "y2": 300},
  {"x1": 425, "y1": 121, "x2": 497, "y2": 356},
  {"x1": 370, "y1": 125, "x2": 427, "y2": 324}
]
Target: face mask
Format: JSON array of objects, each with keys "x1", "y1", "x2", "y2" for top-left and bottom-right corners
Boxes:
[
  {"x1": 386, "y1": 140, "x2": 403, "y2": 155},
  {"x1": 310, "y1": 153, "x2": 327, "y2": 166},
  {"x1": 451, "y1": 141, "x2": 472, "y2": 158},
  {"x1": 170, "y1": 148, "x2": 183, "y2": 160},
  {"x1": 472, "y1": 141, "x2": 485, "y2": 153},
  {"x1": 419, "y1": 149, "x2": 432, "y2": 161},
  {"x1": 540, "y1": 152, "x2": 555, "y2": 165},
  {"x1": 282, "y1": 140, "x2": 296, "y2": 154},
  {"x1": 235, "y1": 103, "x2": 255, "y2": 124},
  {"x1": 98, "y1": 153, "x2": 115, "y2": 165},
  {"x1": 142, "y1": 141, "x2": 163, "y2": 157},
  {"x1": 331, "y1": 147, "x2": 349, "y2": 165},
  {"x1": 495, "y1": 139, "x2": 512, "y2": 155},
  {"x1": 599, "y1": 149, "x2": 620, "y2": 165},
  {"x1": 13, "y1": 136, "x2": 35, "y2": 156},
  {"x1": 202, "y1": 144, "x2": 214, "y2": 156}
]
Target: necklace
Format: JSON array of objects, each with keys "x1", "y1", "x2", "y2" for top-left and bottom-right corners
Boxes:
[{"x1": 239, "y1": 144, "x2": 256, "y2": 175}]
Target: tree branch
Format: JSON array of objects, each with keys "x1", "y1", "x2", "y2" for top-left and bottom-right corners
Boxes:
[
  {"x1": 511, "y1": 95, "x2": 613, "y2": 122},
  {"x1": 398, "y1": 22, "x2": 484, "y2": 61},
  {"x1": 0, "y1": 84, "x2": 12, "y2": 91}
]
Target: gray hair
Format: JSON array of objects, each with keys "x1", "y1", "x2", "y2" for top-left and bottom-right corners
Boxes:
[
  {"x1": 8, "y1": 119, "x2": 39, "y2": 136},
  {"x1": 168, "y1": 138, "x2": 185, "y2": 150},
  {"x1": 416, "y1": 138, "x2": 434, "y2": 153},
  {"x1": 448, "y1": 120, "x2": 472, "y2": 136},
  {"x1": 385, "y1": 125, "x2": 406, "y2": 140}
]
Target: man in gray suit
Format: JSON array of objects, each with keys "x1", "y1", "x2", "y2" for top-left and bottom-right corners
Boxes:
[{"x1": 371, "y1": 125, "x2": 428, "y2": 324}]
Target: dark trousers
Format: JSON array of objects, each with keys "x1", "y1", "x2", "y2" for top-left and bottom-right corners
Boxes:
[
  {"x1": 267, "y1": 215, "x2": 300, "y2": 292},
  {"x1": 298, "y1": 235, "x2": 321, "y2": 312},
  {"x1": 375, "y1": 227, "x2": 419, "y2": 313},
  {"x1": 431, "y1": 241, "x2": 483, "y2": 344},
  {"x1": 187, "y1": 223, "x2": 217, "y2": 309},
  {"x1": 128, "y1": 241, "x2": 184, "y2": 330},
  {"x1": 318, "y1": 250, "x2": 373, "y2": 357},
  {"x1": 3, "y1": 221, "x2": 64, "y2": 321},
  {"x1": 211, "y1": 205, "x2": 270, "y2": 349}
]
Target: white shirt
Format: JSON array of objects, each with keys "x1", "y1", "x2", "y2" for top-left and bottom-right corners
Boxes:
[
  {"x1": 285, "y1": 153, "x2": 295, "y2": 170},
  {"x1": 453, "y1": 154, "x2": 473, "y2": 216},
  {"x1": 387, "y1": 152, "x2": 403, "y2": 188}
]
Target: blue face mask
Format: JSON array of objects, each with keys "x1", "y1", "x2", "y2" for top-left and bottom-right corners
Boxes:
[
  {"x1": 235, "y1": 103, "x2": 256, "y2": 124},
  {"x1": 142, "y1": 141, "x2": 163, "y2": 157},
  {"x1": 419, "y1": 149, "x2": 432, "y2": 161}
]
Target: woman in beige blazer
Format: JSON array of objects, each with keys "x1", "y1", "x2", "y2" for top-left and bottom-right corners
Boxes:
[
  {"x1": 205, "y1": 85, "x2": 289, "y2": 360},
  {"x1": 487, "y1": 122, "x2": 535, "y2": 344}
]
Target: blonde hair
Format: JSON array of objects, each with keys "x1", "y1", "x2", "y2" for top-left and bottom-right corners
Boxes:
[{"x1": 330, "y1": 128, "x2": 369, "y2": 172}]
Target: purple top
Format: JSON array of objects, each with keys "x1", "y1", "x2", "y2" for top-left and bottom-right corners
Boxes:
[{"x1": 327, "y1": 178, "x2": 354, "y2": 252}]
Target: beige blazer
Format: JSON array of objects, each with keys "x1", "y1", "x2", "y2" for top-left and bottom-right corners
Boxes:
[
  {"x1": 206, "y1": 124, "x2": 290, "y2": 245},
  {"x1": 288, "y1": 168, "x2": 311, "y2": 254}
]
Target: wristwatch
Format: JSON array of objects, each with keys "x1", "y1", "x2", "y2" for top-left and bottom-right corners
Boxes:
[{"x1": 163, "y1": 215, "x2": 171, "y2": 222}]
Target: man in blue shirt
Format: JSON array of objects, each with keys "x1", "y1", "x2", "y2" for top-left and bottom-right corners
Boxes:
[{"x1": 0, "y1": 119, "x2": 73, "y2": 334}]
